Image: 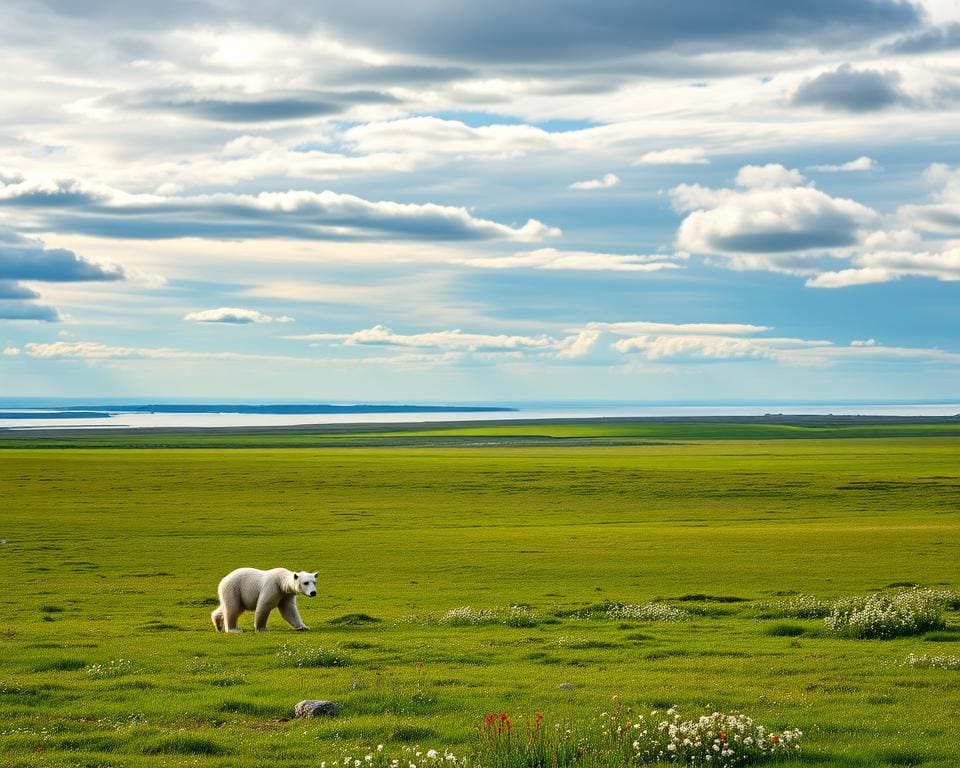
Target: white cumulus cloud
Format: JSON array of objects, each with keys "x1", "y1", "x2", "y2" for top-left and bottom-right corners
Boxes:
[
  {"x1": 672, "y1": 166, "x2": 879, "y2": 274},
  {"x1": 184, "y1": 307, "x2": 294, "y2": 324},
  {"x1": 734, "y1": 164, "x2": 806, "y2": 188}
]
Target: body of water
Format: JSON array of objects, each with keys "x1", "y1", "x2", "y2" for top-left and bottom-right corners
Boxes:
[{"x1": 1, "y1": 401, "x2": 958, "y2": 430}]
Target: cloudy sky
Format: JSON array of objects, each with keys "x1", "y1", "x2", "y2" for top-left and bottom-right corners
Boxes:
[{"x1": 2, "y1": 0, "x2": 960, "y2": 401}]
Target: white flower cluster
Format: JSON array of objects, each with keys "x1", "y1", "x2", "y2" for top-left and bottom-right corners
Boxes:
[
  {"x1": 327, "y1": 745, "x2": 467, "y2": 768},
  {"x1": 436, "y1": 606, "x2": 538, "y2": 627},
  {"x1": 606, "y1": 603, "x2": 691, "y2": 622},
  {"x1": 439, "y1": 606, "x2": 500, "y2": 626},
  {"x1": 918, "y1": 588, "x2": 960, "y2": 609},
  {"x1": 629, "y1": 709, "x2": 802, "y2": 767},
  {"x1": 84, "y1": 659, "x2": 135, "y2": 678},
  {"x1": 276, "y1": 643, "x2": 348, "y2": 667},
  {"x1": 824, "y1": 589, "x2": 947, "y2": 639},
  {"x1": 904, "y1": 653, "x2": 960, "y2": 670},
  {"x1": 757, "y1": 594, "x2": 830, "y2": 619}
]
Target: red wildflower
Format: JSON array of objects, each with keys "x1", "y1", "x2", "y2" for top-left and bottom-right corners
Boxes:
[
  {"x1": 719, "y1": 730, "x2": 727, "y2": 743},
  {"x1": 772, "y1": 734, "x2": 780, "y2": 745}
]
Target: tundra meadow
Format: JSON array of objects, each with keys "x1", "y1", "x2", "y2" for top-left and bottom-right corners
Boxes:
[
  {"x1": 2, "y1": 422, "x2": 959, "y2": 767},
  {"x1": 4, "y1": 0, "x2": 960, "y2": 766}
]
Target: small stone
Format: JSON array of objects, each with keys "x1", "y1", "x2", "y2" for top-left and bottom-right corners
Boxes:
[
  {"x1": 558, "y1": 682, "x2": 576, "y2": 690},
  {"x1": 294, "y1": 700, "x2": 340, "y2": 718}
]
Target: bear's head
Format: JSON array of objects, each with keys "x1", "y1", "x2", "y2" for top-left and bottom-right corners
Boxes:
[{"x1": 293, "y1": 571, "x2": 318, "y2": 597}]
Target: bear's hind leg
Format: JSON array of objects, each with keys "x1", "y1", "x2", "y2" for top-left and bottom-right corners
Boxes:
[
  {"x1": 222, "y1": 595, "x2": 242, "y2": 633},
  {"x1": 211, "y1": 606, "x2": 225, "y2": 632}
]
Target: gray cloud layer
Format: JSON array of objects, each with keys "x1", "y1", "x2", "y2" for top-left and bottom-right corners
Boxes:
[
  {"x1": 313, "y1": 1, "x2": 922, "y2": 62},
  {"x1": 0, "y1": 174, "x2": 557, "y2": 242},
  {"x1": 117, "y1": 88, "x2": 399, "y2": 123},
  {"x1": 0, "y1": 227, "x2": 125, "y2": 281},
  {"x1": 792, "y1": 63, "x2": 909, "y2": 112},
  {"x1": 0, "y1": 280, "x2": 40, "y2": 299},
  {"x1": 886, "y1": 22, "x2": 960, "y2": 53},
  {"x1": 0, "y1": 227, "x2": 124, "y2": 322},
  {"x1": 0, "y1": 299, "x2": 59, "y2": 321}
]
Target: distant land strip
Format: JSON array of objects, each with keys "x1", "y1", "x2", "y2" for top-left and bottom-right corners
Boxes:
[{"x1": 41, "y1": 403, "x2": 517, "y2": 415}]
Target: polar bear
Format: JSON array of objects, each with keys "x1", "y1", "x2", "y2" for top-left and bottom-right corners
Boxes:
[{"x1": 211, "y1": 567, "x2": 317, "y2": 633}]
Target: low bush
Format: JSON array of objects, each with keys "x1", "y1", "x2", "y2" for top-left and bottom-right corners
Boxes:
[{"x1": 824, "y1": 589, "x2": 947, "y2": 639}]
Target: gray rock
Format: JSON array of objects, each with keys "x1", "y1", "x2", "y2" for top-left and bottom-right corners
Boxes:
[
  {"x1": 294, "y1": 700, "x2": 340, "y2": 718},
  {"x1": 558, "y1": 682, "x2": 576, "y2": 690}
]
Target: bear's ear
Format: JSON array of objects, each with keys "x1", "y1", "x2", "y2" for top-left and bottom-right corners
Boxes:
[
  {"x1": 293, "y1": 573, "x2": 298, "y2": 580},
  {"x1": 313, "y1": 572, "x2": 318, "y2": 579}
]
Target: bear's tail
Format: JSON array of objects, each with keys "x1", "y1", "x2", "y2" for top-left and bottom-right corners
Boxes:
[{"x1": 211, "y1": 607, "x2": 224, "y2": 632}]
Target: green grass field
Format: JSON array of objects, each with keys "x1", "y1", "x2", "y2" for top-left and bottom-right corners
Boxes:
[{"x1": 1, "y1": 426, "x2": 959, "y2": 766}]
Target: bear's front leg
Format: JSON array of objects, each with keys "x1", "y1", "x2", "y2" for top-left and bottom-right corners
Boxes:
[
  {"x1": 254, "y1": 598, "x2": 276, "y2": 632},
  {"x1": 278, "y1": 595, "x2": 309, "y2": 631}
]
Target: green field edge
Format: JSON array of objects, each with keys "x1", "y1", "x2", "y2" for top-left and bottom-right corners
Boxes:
[{"x1": 3, "y1": 415, "x2": 960, "y2": 448}]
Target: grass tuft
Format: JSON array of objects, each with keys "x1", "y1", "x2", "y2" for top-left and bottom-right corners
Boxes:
[
  {"x1": 142, "y1": 735, "x2": 230, "y2": 756},
  {"x1": 761, "y1": 622, "x2": 806, "y2": 637},
  {"x1": 33, "y1": 658, "x2": 86, "y2": 672},
  {"x1": 330, "y1": 612, "x2": 382, "y2": 625}
]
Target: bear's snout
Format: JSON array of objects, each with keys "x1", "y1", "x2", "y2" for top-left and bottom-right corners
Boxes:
[{"x1": 309, "y1": 591, "x2": 317, "y2": 597}]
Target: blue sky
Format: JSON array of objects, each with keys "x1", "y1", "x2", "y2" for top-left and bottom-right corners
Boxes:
[{"x1": 2, "y1": 0, "x2": 960, "y2": 401}]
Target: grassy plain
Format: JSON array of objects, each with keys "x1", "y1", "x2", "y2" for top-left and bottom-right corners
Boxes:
[{"x1": 1, "y1": 425, "x2": 959, "y2": 766}]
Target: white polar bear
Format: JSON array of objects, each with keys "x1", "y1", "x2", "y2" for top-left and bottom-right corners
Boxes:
[{"x1": 211, "y1": 567, "x2": 317, "y2": 633}]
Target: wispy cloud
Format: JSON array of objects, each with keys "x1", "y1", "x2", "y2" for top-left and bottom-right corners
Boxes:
[
  {"x1": 454, "y1": 248, "x2": 684, "y2": 272},
  {"x1": 289, "y1": 324, "x2": 600, "y2": 358},
  {"x1": 635, "y1": 147, "x2": 709, "y2": 166},
  {"x1": 807, "y1": 156, "x2": 877, "y2": 173},
  {"x1": 569, "y1": 173, "x2": 620, "y2": 190},
  {"x1": 591, "y1": 320, "x2": 960, "y2": 365},
  {"x1": 22, "y1": 341, "x2": 304, "y2": 362}
]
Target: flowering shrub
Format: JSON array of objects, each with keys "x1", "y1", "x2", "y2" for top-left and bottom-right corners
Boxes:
[
  {"x1": 904, "y1": 653, "x2": 960, "y2": 670},
  {"x1": 919, "y1": 588, "x2": 960, "y2": 610},
  {"x1": 324, "y1": 707, "x2": 800, "y2": 768},
  {"x1": 614, "y1": 708, "x2": 802, "y2": 767},
  {"x1": 824, "y1": 589, "x2": 947, "y2": 639},
  {"x1": 604, "y1": 603, "x2": 691, "y2": 622},
  {"x1": 754, "y1": 594, "x2": 830, "y2": 619},
  {"x1": 474, "y1": 707, "x2": 800, "y2": 768}
]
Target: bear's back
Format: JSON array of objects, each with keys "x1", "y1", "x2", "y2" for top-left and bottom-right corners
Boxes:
[{"x1": 219, "y1": 567, "x2": 273, "y2": 608}]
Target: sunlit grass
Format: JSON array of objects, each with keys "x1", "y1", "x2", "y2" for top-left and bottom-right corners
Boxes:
[{"x1": 1, "y1": 435, "x2": 958, "y2": 766}]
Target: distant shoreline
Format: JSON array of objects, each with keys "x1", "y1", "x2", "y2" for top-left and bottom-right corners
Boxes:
[{"x1": 0, "y1": 403, "x2": 516, "y2": 417}]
